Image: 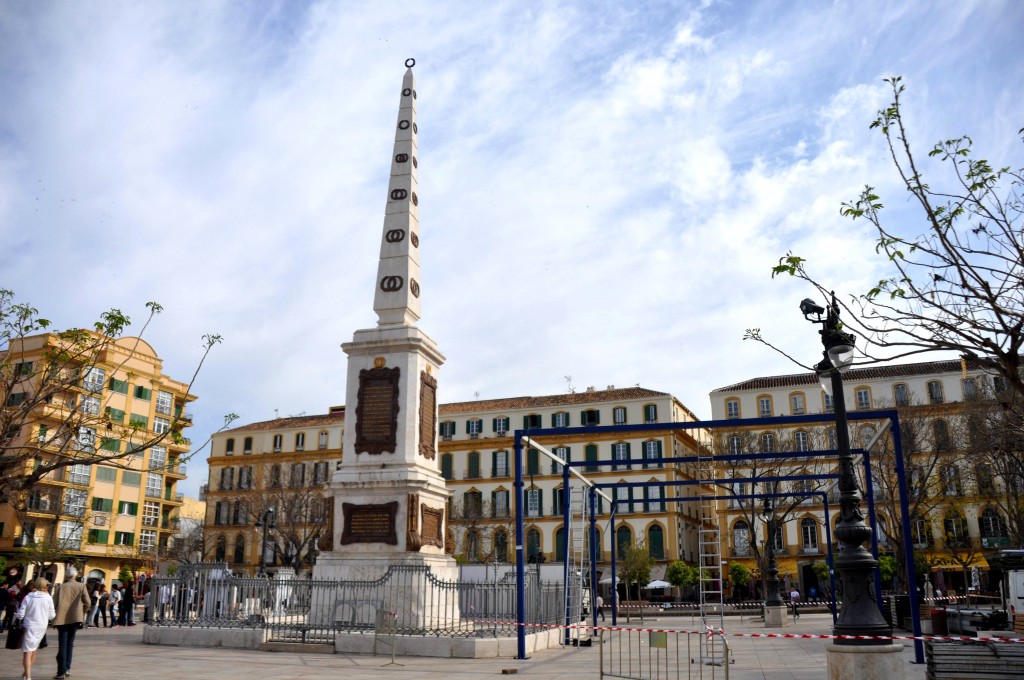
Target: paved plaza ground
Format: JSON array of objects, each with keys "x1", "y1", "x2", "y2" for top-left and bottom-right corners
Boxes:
[{"x1": 0, "y1": 613, "x2": 929, "y2": 680}]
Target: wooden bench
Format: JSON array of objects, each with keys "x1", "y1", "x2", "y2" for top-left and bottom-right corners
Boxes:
[{"x1": 926, "y1": 640, "x2": 1024, "y2": 680}]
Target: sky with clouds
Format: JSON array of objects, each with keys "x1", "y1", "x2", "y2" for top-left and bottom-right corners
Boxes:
[{"x1": 2, "y1": 0, "x2": 1022, "y2": 497}]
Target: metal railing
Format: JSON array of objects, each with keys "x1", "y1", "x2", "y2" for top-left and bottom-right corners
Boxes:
[
  {"x1": 599, "y1": 626, "x2": 731, "y2": 680},
  {"x1": 150, "y1": 562, "x2": 565, "y2": 642}
]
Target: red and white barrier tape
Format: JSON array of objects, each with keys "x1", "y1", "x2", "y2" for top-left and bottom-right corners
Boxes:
[{"x1": 471, "y1": 618, "x2": 1023, "y2": 644}]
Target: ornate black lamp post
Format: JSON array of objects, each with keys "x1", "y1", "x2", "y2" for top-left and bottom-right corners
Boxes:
[
  {"x1": 801, "y1": 292, "x2": 891, "y2": 644},
  {"x1": 761, "y1": 497, "x2": 786, "y2": 607},
  {"x1": 255, "y1": 508, "x2": 276, "y2": 577}
]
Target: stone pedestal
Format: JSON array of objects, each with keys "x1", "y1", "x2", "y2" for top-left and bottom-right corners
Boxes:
[
  {"x1": 825, "y1": 642, "x2": 905, "y2": 680},
  {"x1": 764, "y1": 604, "x2": 790, "y2": 627}
]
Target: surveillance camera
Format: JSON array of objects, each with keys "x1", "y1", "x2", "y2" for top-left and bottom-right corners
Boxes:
[{"x1": 799, "y1": 298, "x2": 825, "y2": 317}]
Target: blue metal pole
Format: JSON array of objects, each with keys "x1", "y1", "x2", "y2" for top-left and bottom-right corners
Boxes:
[
  {"x1": 589, "y1": 487, "x2": 599, "y2": 630},
  {"x1": 562, "y1": 456, "x2": 571, "y2": 645},
  {"x1": 891, "y1": 419, "x2": 923, "y2": 664},
  {"x1": 514, "y1": 433, "x2": 526, "y2": 660},
  {"x1": 610, "y1": 506, "x2": 618, "y2": 627}
]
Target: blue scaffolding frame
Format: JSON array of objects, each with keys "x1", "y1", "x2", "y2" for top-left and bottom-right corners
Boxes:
[{"x1": 512, "y1": 410, "x2": 922, "y2": 663}]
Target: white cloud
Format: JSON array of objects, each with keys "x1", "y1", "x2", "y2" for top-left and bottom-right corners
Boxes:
[{"x1": 1, "y1": 0, "x2": 1022, "y2": 496}]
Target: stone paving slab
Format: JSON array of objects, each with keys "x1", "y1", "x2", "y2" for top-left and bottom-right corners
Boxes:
[{"x1": 0, "y1": 613, "x2": 931, "y2": 680}]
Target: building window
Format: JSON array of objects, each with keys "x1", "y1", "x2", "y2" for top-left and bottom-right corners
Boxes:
[
  {"x1": 463, "y1": 491, "x2": 483, "y2": 518},
  {"x1": 441, "y1": 454, "x2": 453, "y2": 480},
  {"x1": 493, "y1": 450, "x2": 509, "y2": 477},
  {"x1": 551, "y1": 412, "x2": 569, "y2": 428},
  {"x1": 728, "y1": 435, "x2": 742, "y2": 455},
  {"x1": 238, "y1": 465, "x2": 253, "y2": 489},
  {"x1": 523, "y1": 414, "x2": 542, "y2": 429},
  {"x1": 493, "y1": 417, "x2": 510, "y2": 434},
  {"x1": 726, "y1": 399, "x2": 740, "y2": 419},
  {"x1": 153, "y1": 417, "x2": 170, "y2": 435},
  {"x1": 581, "y1": 409, "x2": 600, "y2": 426},
  {"x1": 526, "y1": 489, "x2": 542, "y2": 518},
  {"x1": 149, "y1": 446, "x2": 167, "y2": 470},
  {"x1": 494, "y1": 530, "x2": 509, "y2": 561},
  {"x1": 109, "y1": 378, "x2": 129, "y2": 394},
  {"x1": 67, "y1": 464, "x2": 91, "y2": 485},
  {"x1": 156, "y1": 390, "x2": 173, "y2": 415},
  {"x1": 827, "y1": 428, "x2": 837, "y2": 450},
  {"x1": 492, "y1": 490, "x2": 509, "y2": 518},
  {"x1": 134, "y1": 385, "x2": 152, "y2": 401},
  {"x1": 980, "y1": 508, "x2": 1007, "y2": 542},
  {"x1": 794, "y1": 431, "x2": 809, "y2": 452},
  {"x1": 220, "y1": 467, "x2": 234, "y2": 490},
  {"x1": 944, "y1": 512, "x2": 968, "y2": 548},
  {"x1": 613, "y1": 406, "x2": 627, "y2": 424},
  {"x1": 467, "y1": 451, "x2": 481, "y2": 479},
  {"x1": 585, "y1": 444, "x2": 598, "y2": 473},
  {"x1": 527, "y1": 448, "x2": 539, "y2": 475},
  {"x1": 295, "y1": 433, "x2": 305, "y2": 451},
  {"x1": 467, "y1": 419, "x2": 483, "y2": 437},
  {"x1": 648, "y1": 525, "x2": 664, "y2": 559},
  {"x1": 893, "y1": 383, "x2": 909, "y2": 406},
  {"x1": 82, "y1": 366, "x2": 105, "y2": 393},
  {"x1": 616, "y1": 526, "x2": 632, "y2": 558},
  {"x1": 121, "y1": 471, "x2": 141, "y2": 487},
  {"x1": 319, "y1": 430, "x2": 329, "y2": 449},
  {"x1": 62, "y1": 488, "x2": 87, "y2": 517},
  {"x1": 823, "y1": 393, "x2": 834, "y2": 413},
  {"x1": 58, "y1": 521, "x2": 83, "y2": 549},
  {"x1": 233, "y1": 535, "x2": 245, "y2": 564},
  {"x1": 934, "y1": 420, "x2": 952, "y2": 451},
  {"x1": 91, "y1": 497, "x2": 113, "y2": 512},
  {"x1": 856, "y1": 388, "x2": 871, "y2": 410},
  {"x1": 645, "y1": 485, "x2": 663, "y2": 513},
  {"x1": 225, "y1": 438, "x2": 235, "y2": 455},
  {"x1": 81, "y1": 395, "x2": 101, "y2": 415},
  {"x1": 143, "y1": 501, "x2": 160, "y2": 527},
  {"x1": 269, "y1": 464, "x2": 281, "y2": 488},
  {"x1": 526, "y1": 528, "x2": 541, "y2": 561},
  {"x1": 243, "y1": 437, "x2": 253, "y2": 454},
  {"x1": 911, "y1": 517, "x2": 932, "y2": 547},
  {"x1": 940, "y1": 464, "x2": 961, "y2": 495},
  {"x1": 290, "y1": 463, "x2": 305, "y2": 487},
  {"x1": 769, "y1": 521, "x2": 783, "y2": 551},
  {"x1": 643, "y1": 404, "x2": 657, "y2": 424},
  {"x1": 801, "y1": 518, "x2": 818, "y2": 551},
  {"x1": 927, "y1": 381, "x2": 944, "y2": 404},
  {"x1": 643, "y1": 440, "x2": 662, "y2": 469},
  {"x1": 146, "y1": 473, "x2": 163, "y2": 498},
  {"x1": 439, "y1": 421, "x2": 456, "y2": 440},
  {"x1": 976, "y1": 464, "x2": 995, "y2": 495},
  {"x1": 790, "y1": 394, "x2": 805, "y2": 415},
  {"x1": 115, "y1": 531, "x2": 135, "y2": 546},
  {"x1": 612, "y1": 442, "x2": 630, "y2": 471},
  {"x1": 758, "y1": 397, "x2": 772, "y2": 417},
  {"x1": 273, "y1": 434, "x2": 283, "y2": 452},
  {"x1": 733, "y1": 521, "x2": 750, "y2": 556},
  {"x1": 214, "y1": 536, "x2": 226, "y2": 561},
  {"x1": 551, "y1": 446, "x2": 569, "y2": 474},
  {"x1": 962, "y1": 379, "x2": 978, "y2": 401},
  {"x1": 760, "y1": 433, "x2": 775, "y2": 453}
]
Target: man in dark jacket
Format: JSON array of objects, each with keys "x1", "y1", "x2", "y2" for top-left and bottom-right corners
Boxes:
[{"x1": 120, "y1": 582, "x2": 136, "y2": 626}]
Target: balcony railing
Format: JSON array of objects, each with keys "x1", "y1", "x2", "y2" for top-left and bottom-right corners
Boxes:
[
  {"x1": 146, "y1": 488, "x2": 163, "y2": 499},
  {"x1": 143, "y1": 516, "x2": 159, "y2": 527}
]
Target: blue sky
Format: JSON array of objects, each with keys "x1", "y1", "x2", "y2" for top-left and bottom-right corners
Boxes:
[{"x1": 2, "y1": 1, "x2": 1022, "y2": 497}]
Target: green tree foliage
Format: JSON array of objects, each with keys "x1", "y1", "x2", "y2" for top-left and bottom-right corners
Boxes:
[
  {"x1": 728, "y1": 562, "x2": 752, "y2": 588},
  {"x1": 666, "y1": 560, "x2": 698, "y2": 589}
]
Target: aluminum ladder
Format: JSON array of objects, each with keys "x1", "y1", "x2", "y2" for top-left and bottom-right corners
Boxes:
[
  {"x1": 564, "y1": 485, "x2": 591, "y2": 646},
  {"x1": 697, "y1": 441, "x2": 726, "y2": 665}
]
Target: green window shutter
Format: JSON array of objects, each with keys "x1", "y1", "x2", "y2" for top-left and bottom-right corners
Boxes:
[
  {"x1": 465, "y1": 420, "x2": 471, "y2": 434},
  {"x1": 523, "y1": 415, "x2": 530, "y2": 430},
  {"x1": 491, "y1": 451, "x2": 497, "y2": 477},
  {"x1": 37, "y1": 424, "x2": 47, "y2": 442},
  {"x1": 537, "y1": 489, "x2": 543, "y2": 517},
  {"x1": 595, "y1": 410, "x2": 601, "y2": 425},
  {"x1": 109, "y1": 378, "x2": 128, "y2": 394},
  {"x1": 585, "y1": 444, "x2": 598, "y2": 472},
  {"x1": 105, "y1": 407, "x2": 125, "y2": 423},
  {"x1": 656, "y1": 440, "x2": 663, "y2": 468},
  {"x1": 134, "y1": 386, "x2": 152, "y2": 400},
  {"x1": 492, "y1": 418, "x2": 498, "y2": 432},
  {"x1": 129, "y1": 414, "x2": 148, "y2": 429},
  {"x1": 625, "y1": 442, "x2": 632, "y2": 469},
  {"x1": 527, "y1": 449, "x2": 538, "y2": 475},
  {"x1": 100, "y1": 438, "x2": 121, "y2": 453}
]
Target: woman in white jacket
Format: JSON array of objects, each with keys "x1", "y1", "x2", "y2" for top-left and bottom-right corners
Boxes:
[{"x1": 15, "y1": 578, "x2": 56, "y2": 680}]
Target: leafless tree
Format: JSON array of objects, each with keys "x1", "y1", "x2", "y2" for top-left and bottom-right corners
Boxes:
[{"x1": 770, "y1": 77, "x2": 1024, "y2": 396}]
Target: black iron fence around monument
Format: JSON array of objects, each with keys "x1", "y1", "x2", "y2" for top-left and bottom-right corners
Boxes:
[{"x1": 150, "y1": 563, "x2": 564, "y2": 642}]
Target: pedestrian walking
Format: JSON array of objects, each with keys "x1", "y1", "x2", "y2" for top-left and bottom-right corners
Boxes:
[
  {"x1": 108, "y1": 584, "x2": 121, "y2": 628},
  {"x1": 86, "y1": 584, "x2": 99, "y2": 628},
  {"x1": 596, "y1": 594, "x2": 606, "y2": 622},
  {"x1": 96, "y1": 586, "x2": 109, "y2": 628},
  {"x1": 4, "y1": 580, "x2": 22, "y2": 630},
  {"x1": 52, "y1": 566, "x2": 91, "y2": 680},
  {"x1": 789, "y1": 587, "x2": 800, "y2": 619},
  {"x1": 122, "y1": 582, "x2": 136, "y2": 625},
  {"x1": 15, "y1": 578, "x2": 56, "y2": 680}
]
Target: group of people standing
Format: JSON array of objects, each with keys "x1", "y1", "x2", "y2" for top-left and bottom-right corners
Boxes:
[{"x1": 2, "y1": 571, "x2": 141, "y2": 680}]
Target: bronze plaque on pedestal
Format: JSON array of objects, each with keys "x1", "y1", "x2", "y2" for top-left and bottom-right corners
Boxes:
[
  {"x1": 355, "y1": 366, "x2": 400, "y2": 455},
  {"x1": 420, "y1": 505, "x2": 444, "y2": 549},
  {"x1": 340, "y1": 501, "x2": 399, "y2": 545},
  {"x1": 418, "y1": 370, "x2": 437, "y2": 460}
]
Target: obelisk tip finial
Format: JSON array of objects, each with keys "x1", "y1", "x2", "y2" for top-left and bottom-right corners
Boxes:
[{"x1": 405, "y1": 58, "x2": 416, "y2": 68}]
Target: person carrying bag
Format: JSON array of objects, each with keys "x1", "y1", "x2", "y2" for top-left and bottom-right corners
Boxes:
[{"x1": 4, "y1": 619, "x2": 25, "y2": 650}]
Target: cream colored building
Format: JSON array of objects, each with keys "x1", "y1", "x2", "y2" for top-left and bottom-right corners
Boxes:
[
  {"x1": 0, "y1": 333, "x2": 193, "y2": 587},
  {"x1": 205, "y1": 388, "x2": 710, "y2": 577},
  {"x1": 709, "y1": 357, "x2": 1011, "y2": 595}
]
